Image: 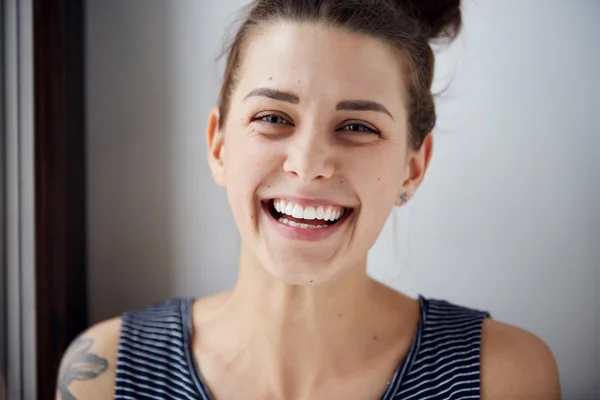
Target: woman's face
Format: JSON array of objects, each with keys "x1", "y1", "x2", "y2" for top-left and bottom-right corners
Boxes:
[{"x1": 208, "y1": 22, "x2": 429, "y2": 285}]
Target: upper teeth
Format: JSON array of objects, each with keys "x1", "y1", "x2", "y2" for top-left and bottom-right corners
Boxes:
[{"x1": 273, "y1": 199, "x2": 345, "y2": 222}]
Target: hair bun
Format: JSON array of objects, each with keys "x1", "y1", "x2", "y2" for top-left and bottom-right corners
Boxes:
[{"x1": 398, "y1": 0, "x2": 462, "y2": 41}]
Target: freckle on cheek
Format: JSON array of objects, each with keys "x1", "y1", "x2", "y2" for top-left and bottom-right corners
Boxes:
[{"x1": 268, "y1": 77, "x2": 273, "y2": 81}]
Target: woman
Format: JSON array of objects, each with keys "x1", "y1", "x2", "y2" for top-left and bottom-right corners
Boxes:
[{"x1": 56, "y1": 0, "x2": 561, "y2": 399}]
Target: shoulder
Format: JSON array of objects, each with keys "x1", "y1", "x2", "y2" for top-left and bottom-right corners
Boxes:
[
  {"x1": 480, "y1": 319, "x2": 561, "y2": 400},
  {"x1": 56, "y1": 317, "x2": 122, "y2": 400}
]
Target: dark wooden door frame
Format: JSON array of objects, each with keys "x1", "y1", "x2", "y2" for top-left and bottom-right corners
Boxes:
[{"x1": 33, "y1": 0, "x2": 87, "y2": 397}]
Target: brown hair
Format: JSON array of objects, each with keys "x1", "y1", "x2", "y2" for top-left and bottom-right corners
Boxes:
[{"x1": 217, "y1": 0, "x2": 462, "y2": 150}]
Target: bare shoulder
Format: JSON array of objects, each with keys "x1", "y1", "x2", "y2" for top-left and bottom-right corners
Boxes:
[
  {"x1": 56, "y1": 317, "x2": 122, "y2": 400},
  {"x1": 480, "y1": 319, "x2": 561, "y2": 400}
]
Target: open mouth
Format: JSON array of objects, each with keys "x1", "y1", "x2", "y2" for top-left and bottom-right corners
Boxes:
[{"x1": 263, "y1": 199, "x2": 352, "y2": 230}]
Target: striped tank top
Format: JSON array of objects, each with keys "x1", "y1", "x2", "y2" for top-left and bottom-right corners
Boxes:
[{"x1": 114, "y1": 296, "x2": 490, "y2": 399}]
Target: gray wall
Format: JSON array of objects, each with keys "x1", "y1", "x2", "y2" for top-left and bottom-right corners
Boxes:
[{"x1": 86, "y1": 1, "x2": 599, "y2": 398}]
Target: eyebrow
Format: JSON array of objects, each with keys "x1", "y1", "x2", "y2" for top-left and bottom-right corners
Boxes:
[
  {"x1": 244, "y1": 87, "x2": 394, "y2": 120},
  {"x1": 244, "y1": 88, "x2": 300, "y2": 104},
  {"x1": 336, "y1": 100, "x2": 394, "y2": 120}
]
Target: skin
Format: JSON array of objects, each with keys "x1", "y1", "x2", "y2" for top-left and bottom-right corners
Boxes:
[
  {"x1": 55, "y1": 318, "x2": 119, "y2": 400},
  {"x1": 55, "y1": 22, "x2": 561, "y2": 400}
]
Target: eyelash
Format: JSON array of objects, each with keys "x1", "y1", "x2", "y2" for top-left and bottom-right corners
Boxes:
[{"x1": 252, "y1": 113, "x2": 381, "y2": 135}]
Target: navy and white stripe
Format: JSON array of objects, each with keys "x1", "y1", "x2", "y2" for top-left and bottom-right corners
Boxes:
[
  {"x1": 114, "y1": 296, "x2": 489, "y2": 399},
  {"x1": 115, "y1": 299, "x2": 210, "y2": 399},
  {"x1": 390, "y1": 299, "x2": 490, "y2": 399}
]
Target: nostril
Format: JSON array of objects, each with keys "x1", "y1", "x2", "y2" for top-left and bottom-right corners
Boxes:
[{"x1": 283, "y1": 157, "x2": 334, "y2": 181}]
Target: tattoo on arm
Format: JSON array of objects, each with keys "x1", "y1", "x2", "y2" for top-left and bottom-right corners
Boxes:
[{"x1": 57, "y1": 337, "x2": 108, "y2": 400}]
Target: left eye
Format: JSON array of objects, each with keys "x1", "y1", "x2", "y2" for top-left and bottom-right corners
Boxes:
[
  {"x1": 256, "y1": 114, "x2": 290, "y2": 125},
  {"x1": 341, "y1": 124, "x2": 379, "y2": 135}
]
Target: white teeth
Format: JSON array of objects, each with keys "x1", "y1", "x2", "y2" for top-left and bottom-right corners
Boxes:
[
  {"x1": 329, "y1": 210, "x2": 337, "y2": 221},
  {"x1": 273, "y1": 200, "x2": 346, "y2": 222},
  {"x1": 292, "y1": 205, "x2": 304, "y2": 219},
  {"x1": 316, "y1": 206, "x2": 325, "y2": 219},
  {"x1": 285, "y1": 203, "x2": 293, "y2": 215},
  {"x1": 278, "y1": 218, "x2": 327, "y2": 229},
  {"x1": 303, "y1": 206, "x2": 316, "y2": 220}
]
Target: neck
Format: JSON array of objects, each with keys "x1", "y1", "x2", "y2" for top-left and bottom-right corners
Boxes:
[
  {"x1": 233, "y1": 245, "x2": 376, "y2": 340},
  {"x1": 204, "y1": 245, "x2": 405, "y2": 397}
]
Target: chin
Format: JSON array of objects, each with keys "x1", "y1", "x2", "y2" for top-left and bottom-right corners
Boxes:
[{"x1": 260, "y1": 250, "x2": 345, "y2": 286}]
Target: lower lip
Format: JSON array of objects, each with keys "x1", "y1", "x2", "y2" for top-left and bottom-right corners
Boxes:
[{"x1": 262, "y1": 202, "x2": 351, "y2": 242}]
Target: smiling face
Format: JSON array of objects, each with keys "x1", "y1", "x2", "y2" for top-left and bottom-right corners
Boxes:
[{"x1": 208, "y1": 22, "x2": 431, "y2": 285}]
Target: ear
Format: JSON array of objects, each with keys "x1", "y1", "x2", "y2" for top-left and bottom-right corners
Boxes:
[
  {"x1": 206, "y1": 107, "x2": 227, "y2": 188},
  {"x1": 395, "y1": 133, "x2": 434, "y2": 206}
]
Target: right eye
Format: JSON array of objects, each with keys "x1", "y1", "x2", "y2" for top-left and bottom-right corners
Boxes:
[{"x1": 253, "y1": 113, "x2": 291, "y2": 125}]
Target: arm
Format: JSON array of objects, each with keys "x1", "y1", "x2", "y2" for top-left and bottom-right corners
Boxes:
[
  {"x1": 480, "y1": 319, "x2": 561, "y2": 400},
  {"x1": 55, "y1": 318, "x2": 121, "y2": 400}
]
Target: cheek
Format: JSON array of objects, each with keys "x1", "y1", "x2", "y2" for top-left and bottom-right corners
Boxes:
[
  {"x1": 350, "y1": 148, "x2": 405, "y2": 198},
  {"x1": 226, "y1": 135, "x2": 282, "y2": 181},
  {"x1": 348, "y1": 148, "x2": 405, "y2": 224},
  {"x1": 224, "y1": 134, "x2": 283, "y2": 212}
]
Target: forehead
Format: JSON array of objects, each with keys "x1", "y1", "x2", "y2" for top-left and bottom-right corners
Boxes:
[{"x1": 235, "y1": 22, "x2": 407, "y2": 110}]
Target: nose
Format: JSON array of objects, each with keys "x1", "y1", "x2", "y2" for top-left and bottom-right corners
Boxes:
[{"x1": 283, "y1": 132, "x2": 335, "y2": 182}]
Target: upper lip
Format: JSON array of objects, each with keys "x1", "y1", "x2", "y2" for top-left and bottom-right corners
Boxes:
[{"x1": 265, "y1": 196, "x2": 354, "y2": 209}]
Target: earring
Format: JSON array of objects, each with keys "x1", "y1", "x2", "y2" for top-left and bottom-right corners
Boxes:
[{"x1": 399, "y1": 192, "x2": 409, "y2": 205}]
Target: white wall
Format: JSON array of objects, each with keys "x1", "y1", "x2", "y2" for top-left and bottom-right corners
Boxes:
[{"x1": 86, "y1": 1, "x2": 599, "y2": 398}]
